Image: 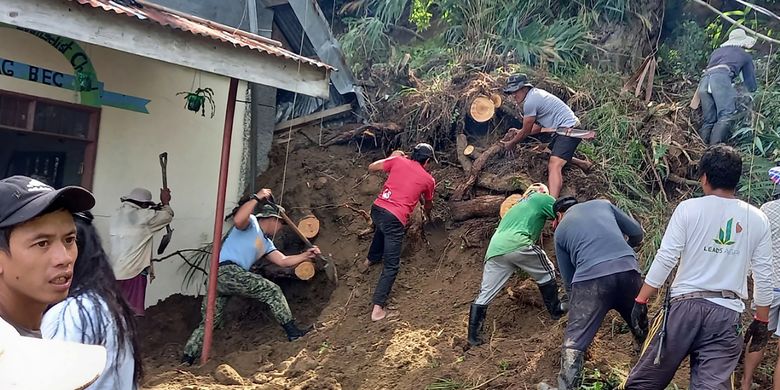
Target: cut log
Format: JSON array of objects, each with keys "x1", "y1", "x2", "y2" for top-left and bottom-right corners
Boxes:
[
  {"x1": 469, "y1": 96, "x2": 495, "y2": 123},
  {"x1": 453, "y1": 143, "x2": 503, "y2": 200},
  {"x1": 450, "y1": 195, "x2": 506, "y2": 221},
  {"x1": 323, "y1": 122, "x2": 403, "y2": 147},
  {"x1": 256, "y1": 260, "x2": 316, "y2": 281},
  {"x1": 500, "y1": 194, "x2": 524, "y2": 218},
  {"x1": 490, "y1": 93, "x2": 502, "y2": 108},
  {"x1": 463, "y1": 145, "x2": 475, "y2": 156},
  {"x1": 297, "y1": 215, "x2": 320, "y2": 239},
  {"x1": 294, "y1": 262, "x2": 316, "y2": 280}
]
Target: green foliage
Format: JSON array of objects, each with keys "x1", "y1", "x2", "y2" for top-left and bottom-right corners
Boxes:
[
  {"x1": 340, "y1": 16, "x2": 391, "y2": 72},
  {"x1": 410, "y1": 0, "x2": 434, "y2": 30},
  {"x1": 658, "y1": 21, "x2": 711, "y2": 79},
  {"x1": 426, "y1": 378, "x2": 465, "y2": 390}
]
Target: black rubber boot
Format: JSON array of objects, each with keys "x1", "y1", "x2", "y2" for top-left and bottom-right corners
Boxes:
[
  {"x1": 557, "y1": 348, "x2": 586, "y2": 390},
  {"x1": 180, "y1": 354, "x2": 196, "y2": 366},
  {"x1": 282, "y1": 320, "x2": 313, "y2": 341},
  {"x1": 710, "y1": 117, "x2": 734, "y2": 145},
  {"x1": 467, "y1": 304, "x2": 488, "y2": 346},
  {"x1": 538, "y1": 281, "x2": 566, "y2": 320}
]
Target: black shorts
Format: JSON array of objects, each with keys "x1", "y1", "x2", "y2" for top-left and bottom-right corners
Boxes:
[{"x1": 548, "y1": 134, "x2": 581, "y2": 162}]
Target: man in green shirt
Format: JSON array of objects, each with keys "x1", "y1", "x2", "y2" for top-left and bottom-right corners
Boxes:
[{"x1": 468, "y1": 190, "x2": 566, "y2": 346}]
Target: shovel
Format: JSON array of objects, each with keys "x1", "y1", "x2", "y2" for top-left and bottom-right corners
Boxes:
[
  {"x1": 268, "y1": 198, "x2": 338, "y2": 284},
  {"x1": 157, "y1": 152, "x2": 174, "y2": 255}
]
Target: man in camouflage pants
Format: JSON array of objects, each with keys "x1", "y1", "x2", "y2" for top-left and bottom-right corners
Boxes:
[{"x1": 182, "y1": 189, "x2": 319, "y2": 364}]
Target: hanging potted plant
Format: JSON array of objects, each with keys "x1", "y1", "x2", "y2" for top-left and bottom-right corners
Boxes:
[{"x1": 176, "y1": 87, "x2": 216, "y2": 118}]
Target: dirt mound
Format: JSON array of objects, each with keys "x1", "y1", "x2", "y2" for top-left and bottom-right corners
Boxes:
[{"x1": 139, "y1": 136, "x2": 689, "y2": 389}]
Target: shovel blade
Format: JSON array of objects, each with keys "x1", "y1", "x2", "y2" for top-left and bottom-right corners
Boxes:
[
  {"x1": 320, "y1": 255, "x2": 338, "y2": 284},
  {"x1": 157, "y1": 225, "x2": 173, "y2": 255}
]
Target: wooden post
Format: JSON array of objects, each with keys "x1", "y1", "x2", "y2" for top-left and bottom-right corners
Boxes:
[{"x1": 201, "y1": 77, "x2": 239, "y2": 365}]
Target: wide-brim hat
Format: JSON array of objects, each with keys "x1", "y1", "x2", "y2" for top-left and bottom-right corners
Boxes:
[
  {"x1": 120, "y1": 187, "x2": 154, "y2": 205},
  {"x1": 721, "y1": 28, "x2": 756, "y2": 49},
  {"x1": 0, "y1": 176, "x2": 95, "y2": 229},
  {"x1": 0, "y1": 317, "x2": 107, "y2": 389},
  {"x1": 503, "y1": 73, "x2": 534, "y2": 94}
]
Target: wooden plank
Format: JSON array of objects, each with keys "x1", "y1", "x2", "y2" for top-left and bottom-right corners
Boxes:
[
  {"x1": 274, "y1": 104, "x2": 353, "y2": 132},
  {"x1": 0, "y1": 0, "x2": 330, "y2": 98}
]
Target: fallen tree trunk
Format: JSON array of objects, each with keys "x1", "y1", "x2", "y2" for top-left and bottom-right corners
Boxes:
[
  {"x1": 453, "y1": 142, "x2": 503, "y2": 200},
  {"x1": 454, "y1": 134, "x2": 532, "y2": 194},
  {"x1": 323, "y1": 123, "x2": 403, "y2": 147},
  {"x1": 450, "y1": 195, "x2": 505, "y2": 221},
  {"x1": 256, "y1": 260, "x2": 316, "y2": 281}
]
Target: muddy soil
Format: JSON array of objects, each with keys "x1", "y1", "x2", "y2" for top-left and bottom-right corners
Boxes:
[{"x1": 139, "y1": 126, "x2": 689, "y2": 389}]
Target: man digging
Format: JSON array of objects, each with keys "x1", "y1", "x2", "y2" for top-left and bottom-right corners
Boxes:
[
  {"x1": 501, "y1": 74, "x2": 593, "y2": 198},
  {"x1": 359, "y1": 144, "x2": 436, "y2": 321},
  {"x1": 182, "y1": 189, "x2": 318, "y2": 364},
  {"x1": 467, "y1": 183, "x2": 566, "y2": 347},
  {"x1": 621, "y1": 145, "x2": 773, "y2": 389},
  {"x1": 549, "y1": 197, "x2": 647, "y2": 389}
]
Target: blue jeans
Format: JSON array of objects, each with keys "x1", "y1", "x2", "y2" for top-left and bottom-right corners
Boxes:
[
  {"x1": 367, "y1": 205, "x2": 405, "y2": 307},
  {"x1": 698, "y1": 70, "x2": 736, "y2": 145}
]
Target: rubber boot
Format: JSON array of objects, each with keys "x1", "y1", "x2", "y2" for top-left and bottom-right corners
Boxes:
[
  {"x1": 282, "y1": 320, "x2": 313, "y2": 341},
  {"x1": 538, "y1": 281, "x2": 566, "y2": 320},
  {"x1": 698, "y1": 124, "x2": 714, "y2": 144},
  {"x1": 709, "y1": 117, "x2": 734, "y2": 145},
  {"x1": 557, "y1": 348, "x2": 586, "y2": 390},
  {"x1": 467, "y1": 303, "x2": 488, "y2": 346},
  {"x1": 180, "y1": 354, "x2": 196, "y2": 366}
]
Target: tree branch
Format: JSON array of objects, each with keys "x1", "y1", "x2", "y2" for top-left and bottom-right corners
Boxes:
[{"x1": 692, "y1": 0, "x2": 780, "y2": 44}]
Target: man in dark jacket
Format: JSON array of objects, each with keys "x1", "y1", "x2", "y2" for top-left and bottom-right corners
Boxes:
[
  {"x1": 698, "y1": 28, "x2": 757, "y2": 145},
  {"x1": 552, "y1": 197, "x2": 646, "y2": 389}
]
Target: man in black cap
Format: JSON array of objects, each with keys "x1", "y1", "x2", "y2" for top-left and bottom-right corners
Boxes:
[
  {"x1": 360, "y1": 143, "x2": 436, "y2": 321},
  {"x1": 501, "y1": 74, "x2": 592, "y2": 198},
  {"x1": 0, "y1": 175, "x2": 95, "y2": 339}
]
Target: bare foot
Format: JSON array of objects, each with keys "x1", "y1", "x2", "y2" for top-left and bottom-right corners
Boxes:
[
  {"x1": 371, "y1": 305, "x2": 399, "y2": 321},
  {"x1": 358, "y1": 259, "x2": 373, "y2": 274}
]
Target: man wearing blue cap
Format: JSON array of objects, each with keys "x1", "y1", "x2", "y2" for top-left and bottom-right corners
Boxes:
[{"x1": 0, "y1": 176, "x2": 95, "y2": 339}]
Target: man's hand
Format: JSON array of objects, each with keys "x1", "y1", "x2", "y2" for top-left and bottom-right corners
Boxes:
[
  {"x1": 745, "y1": 317, "x2": 770, "y2": 352},
  {"x1": 254, "y1": 188, "x2": 273, "y2": 202},
  {"x1": 160, "y1": 188, "x2": 172, "y2": 205},
  {"x1": 630, "y1": 301, "x2": 649, "y2": 343},
  {"x1": 304, "y1": 246, "x2": 321, "y2": 259},
  {"x1": 390, "y1": 150, "x2": 406, "y2": 157}
]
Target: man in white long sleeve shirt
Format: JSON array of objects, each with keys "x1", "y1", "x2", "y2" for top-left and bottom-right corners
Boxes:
[
  {"x1": 109, "y1": 187, "x2": 173, "y2": 316},
  {"x1": 741, "y1": 167, "x2": 780, "y2": 390},
  {"x1": 621, "y1": 145, "x2": 773, "y2": 389}
]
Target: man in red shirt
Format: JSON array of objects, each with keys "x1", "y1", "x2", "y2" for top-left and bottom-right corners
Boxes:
[{"x1": 361, "y1": 143, "x2": 436, "y2": 321}]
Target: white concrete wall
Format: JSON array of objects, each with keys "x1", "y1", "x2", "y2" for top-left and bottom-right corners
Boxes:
[{"x1": 0, "y1": 28, "x2": 249, "y2": 307}]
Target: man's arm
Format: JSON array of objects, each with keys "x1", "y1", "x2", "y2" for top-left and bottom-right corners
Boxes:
[
  {"x1": 234, "y1": 189, "x2": 273, "y2": 230},
  {"x1": 503, "y1": 115, "x2": 537, "y2": 148},
  {"x1": 743, "y1": 58, "x2": 758, "y2": 93},
  {"x1": 751, "y1": 217, "x2": 774, "y2": 321},
  {"x1": 610, "y1": 204, "x2": 644, "y2": 247},
  {"x1": 555, "y1": 236, "x2": 575, "y2": 294},
  {"x1": 636, "y1": 205, "x2": 687, "y2": 302},
  {"x1": 265, "y1": 247, "x2": 320, "y2": 268},
  {"x1": 368, "y1": 151, "x2": 404, "y2": 173}
]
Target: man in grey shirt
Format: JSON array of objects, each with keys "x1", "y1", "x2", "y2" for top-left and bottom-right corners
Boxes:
[
  {"x1": 551, "y1": 197, "x2": 646, "y2": 389},
  {"x1": 501, "y1": 74, "x2": 592, "y2": 198}
]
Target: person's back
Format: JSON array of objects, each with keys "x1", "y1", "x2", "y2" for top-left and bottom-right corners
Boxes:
[
  {"x1": 523, "y1": 88, "x2": 579, "y2": 130},
  {"x1": 373, "y1": 156, "x2": 435, "y2": 225},
  {"x1": 486, "y1": 192, "x2": 555, "y2": 260},
  {"x1": 645, "y1": 196, "x2": 769, "y2": 312},
  {"x1": 554, "y1": 199, "x2": 643, "y2": 287},
  {"x1": 706, "y1": 46, "x2": 756, "y2": 92},
  {"x1": 43, "y1": 293, "x2": 135, "y2": 390},
  {"x1": 108, "y1": 199, "x2": 172, "y2": 280}
]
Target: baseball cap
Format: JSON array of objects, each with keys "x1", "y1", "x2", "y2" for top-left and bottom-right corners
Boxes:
[
  {"x1": 0, "y1": 317, "x2": 107, "y2": 389},
  {"x1": 0, "y1": 176, "x2": 95, "y2": 229},
  {"x1": 503, "y1": 74, "x2": 534, "y2": 94},
  {"x1": 256, "y1": 203, "x2": 285, "y2": 220},
  {"x1": 412, "y1": 143, "x2": 438, "y2": 163},
  {"x1": 553, "y1": 196, "x2": 579, "y2": 214}
]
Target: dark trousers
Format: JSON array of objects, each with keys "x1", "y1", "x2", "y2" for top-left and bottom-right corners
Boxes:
[
  {"x1": 621, "y1": 299, "x2": 741, "y2": 390},
  {"x1": 368, "y1": 205, "x2": 405, "y2": 307},
  {"x1": 564, "y1": 270, "x2": 642, "y2": 351},
  {"x1": 698, "y1": 70, "x2": 737, "y2": 145}
]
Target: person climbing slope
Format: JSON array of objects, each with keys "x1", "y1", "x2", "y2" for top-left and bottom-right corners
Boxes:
[
  {"x1": 468, "y1": 184, "x2": 566, "y2": 347},
  {"x1": 551, "y1": 197, "x2": 646, "y2": 389},
  {"x1": 360, "y1": 144, "x2": 436, "y2": 321},
  {"x1": 621, "y1": 145, "x2": 773, "y2": 389}
]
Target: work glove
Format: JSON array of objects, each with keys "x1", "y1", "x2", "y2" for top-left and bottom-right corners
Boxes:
[
  {"x1": 630, "y1": 301, "x2": 649, "y2": 343},
  {"x1": 745, "y1": 318, "x2": 770, "y2": 352}
]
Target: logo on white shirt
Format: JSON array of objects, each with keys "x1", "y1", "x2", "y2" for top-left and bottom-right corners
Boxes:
[{"x1": 26, "y1": 179, "x2": 53, "y2": 193}]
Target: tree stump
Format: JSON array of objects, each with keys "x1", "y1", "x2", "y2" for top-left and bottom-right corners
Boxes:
[
  {"x1": 297, "y1": 215, "x2": 320, "y2": 239},
  {"x1": 294, "y1": 262, "x2": 316, "y2": 280}
]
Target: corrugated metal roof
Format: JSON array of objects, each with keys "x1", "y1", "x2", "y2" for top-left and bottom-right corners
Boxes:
[{"x1": 71, "y1": 0, "x2": 334, "y2": 70}]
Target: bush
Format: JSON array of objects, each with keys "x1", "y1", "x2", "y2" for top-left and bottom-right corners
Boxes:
[{"x1": 658, "y1": 21, "x2": 711, "y2": 80}]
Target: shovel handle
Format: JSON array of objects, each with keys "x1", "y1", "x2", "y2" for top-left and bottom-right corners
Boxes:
[{"x1": 159, "y1": 152, "x2": 168, "y2": 189}]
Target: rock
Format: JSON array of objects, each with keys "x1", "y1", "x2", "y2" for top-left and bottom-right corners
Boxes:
[
  {"x1": 285, "y1": 354, "x2": 318, "y2": 377},
  {"x1": 314, "y1": 177, "x2": 328, "y2": 189},
  {"x1": 214, "y1": 364, "x2": 244, "y2": 386},
  {"x1": 257, "y1": 362, "x2": 275, "y2": 373}
]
